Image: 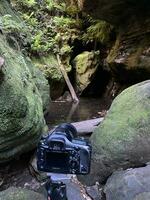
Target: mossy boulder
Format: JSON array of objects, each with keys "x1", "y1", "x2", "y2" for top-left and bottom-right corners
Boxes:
[
  {"x1": 73, "y1": 51, "x2": 100, "y2": 93},
  {"x1": 0, "y1": 187, "x2": 45, "y2": 200},
  {"x1": 0, "y1": 33, "x2": 46, "y2": 163},
  {"x1": 79, "y1": 80, "x2": 150, "y2": 185},
  {"x1": 0, "y1": 0, "x2": 50, "y2": 110},
  {"x1": 0, "y1": 0, "x2": 49, "y2": 163}
]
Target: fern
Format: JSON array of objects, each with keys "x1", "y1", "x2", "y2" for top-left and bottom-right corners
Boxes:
[
  {"x1": 46, "y1": 0, "x2": 66, "y2": 12},
  {"x1": 0, "y1": 14, "x2": 25, "y2": 33},
  {"x1": 82, "y1": 20, "x2": 113, "y2": 44}
]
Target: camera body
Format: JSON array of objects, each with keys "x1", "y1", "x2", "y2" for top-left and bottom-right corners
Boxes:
[{"x1": 37, "y1": 123, "x2": 91, "y2": 175}]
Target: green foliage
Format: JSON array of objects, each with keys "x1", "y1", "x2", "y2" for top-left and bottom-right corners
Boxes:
[
  {"x1": 66, "y1": 5, "x2": 80, "y2": 16},
  {"x1": 32, "y1": 55, "x2": 63, "y2": 81},
  {"x1": 11, "y1": 0, "x2": 82, "y2": 55},
  {"x1": 10, "y1": 0, "x2": 113, "y2": 60},
  {"x1": 17, "y1": 0, "x2": 37, "y2": 8},
  {"x1": 22, "y1": 13, "x2": 38, "y2": 26},
  {"x1": 60, "y1": 44, "x2": 73, "y2": 55},
  {"x1": 0, "y1": 14, "x2": 30, "y2": 50},
  {"x1": 46, "y1": 0, "x2": 66, "y2": 12},
  {"x1": 53, "y1": 16, "x2": 77, "y2": 29},
  {"x1": 82, "y1": 20, "x2": 113, "y2": 44},
  {"x1": 0, "y1": 14, "x2": 24, "y2": 33}
]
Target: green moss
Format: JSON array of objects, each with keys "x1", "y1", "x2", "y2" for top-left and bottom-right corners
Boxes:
[
  {"x1": 74, "y1": 51, "x2": 100, "y2": 74},
  {"x1": 0, "y1": 32, "x2": 47, "y2": 162},
  {"x1": 12, "y1": 0, "x2": 37, "y2": 8},
  {"x1": 79, "y1": 81, "x2": 150, "y2": 185},
  {"x1": 74, "y1": 51, "x2": 100, "y2": 92},
  {"x1": 0, "y1": 14, "x2": 23, "y2": 33},
  {"x1": 60, "y1": 44, "x2": 72, "y2": 55},
  {"x1": 32, "y1": 55, "x2": 63, "y2": 81},
  {"x1": 93, "y1": 81, "x2": 150, "y2": 156},
  {"x1": 82, "y1": 20, "x2": 113, "y2": 45}
]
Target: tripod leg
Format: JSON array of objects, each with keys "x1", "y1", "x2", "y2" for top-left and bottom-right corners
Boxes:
[{"x1": 45, "y1": 177, "x2": 68, "y2": 200}]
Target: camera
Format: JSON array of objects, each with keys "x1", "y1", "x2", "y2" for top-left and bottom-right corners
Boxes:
[{"x1": 37, "y1": 123, "x2": 91, "y2": 175}]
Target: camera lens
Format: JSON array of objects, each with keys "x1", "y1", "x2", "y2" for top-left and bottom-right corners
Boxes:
[{"x1": 55, "y1": 123, "x2": 77, "y2": 141}]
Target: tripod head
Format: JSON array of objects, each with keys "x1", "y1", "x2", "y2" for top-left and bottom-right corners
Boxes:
[
  {"x1": 45, "y1": 178, "x2": 67, "y2": 200},
  {"x1": 45, "y1": 174, "x2": 70, "y2": 200}
]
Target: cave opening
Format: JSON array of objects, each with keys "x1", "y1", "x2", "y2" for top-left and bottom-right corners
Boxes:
[{"x1": 80, "y1": 66, "x2": 111, "y2": 98}]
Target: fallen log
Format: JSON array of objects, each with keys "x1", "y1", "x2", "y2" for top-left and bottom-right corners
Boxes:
[
  {"x1": 71, "y1": 117, "x2": 104, "y2": 136},
  {"x1": 51, "y1": 117, "x2": 104, "y2": 136},
  {"x1": 57, "y1": 54, "x2": 79, "y2": 103}
]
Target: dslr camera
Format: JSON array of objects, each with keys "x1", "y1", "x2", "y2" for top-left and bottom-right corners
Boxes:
[{"x1": 37, "y1": 123, "x2": 91, "y2": 175}]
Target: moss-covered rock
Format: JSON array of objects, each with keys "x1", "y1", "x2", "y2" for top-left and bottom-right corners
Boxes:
[
  {"x1": 79, "y1": 80, "x2": 150, "y2": 185},
  {"x1": 73, "y1": 51, "x2": 100, "y2": 93},
  {"x1": 32, "y1": 55, "x2": 65, "y2": 99},
  {"x1": 0, "y1": 187, "x2": 45, "y2": 200},
  {"x1": 32, "y1": 55, "x2": 62, "y2": 81},
  {"x1": 0, "y1": 33, "x2": 46, "y2": 163},
  {"x1": 25, "y1": 57, "x2": 50, "y2": 110},
  {"x1": 0, "y1": 0, "x2": 49, "y2": 163}
]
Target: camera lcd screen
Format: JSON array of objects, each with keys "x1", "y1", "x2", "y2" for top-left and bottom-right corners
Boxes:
[{"x1": 46, "y1": 151, "x2": 69, "y2": 171}]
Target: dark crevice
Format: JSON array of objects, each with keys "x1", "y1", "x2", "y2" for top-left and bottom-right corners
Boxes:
[{"x1": 81, "y1": 66, "x2": 111, "y2": 97}]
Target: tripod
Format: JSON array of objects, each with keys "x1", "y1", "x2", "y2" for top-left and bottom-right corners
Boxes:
[{"x1": 45, "y1": 174, "x2": 68, "y2": 200}]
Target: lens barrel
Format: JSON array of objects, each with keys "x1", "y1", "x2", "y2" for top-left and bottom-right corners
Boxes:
[{"x1": 55, "y1": 123, "x2": 77, "y2": 141}]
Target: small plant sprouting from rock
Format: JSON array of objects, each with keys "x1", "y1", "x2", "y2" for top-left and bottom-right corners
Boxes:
[{"x1": 82, "y1": 19, "x2": 113, "y2": 49}]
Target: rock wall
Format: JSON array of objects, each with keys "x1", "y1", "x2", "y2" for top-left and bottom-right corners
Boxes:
[{"x1": 82, "y1": 0, "x2": 150, "y2": 85}]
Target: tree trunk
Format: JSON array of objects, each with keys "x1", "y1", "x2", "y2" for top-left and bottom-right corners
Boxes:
[{"x1": 57, "y1": 54, "x2": 79, "y2": 103}]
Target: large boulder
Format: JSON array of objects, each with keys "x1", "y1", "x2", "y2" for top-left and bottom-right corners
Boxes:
[
  {"x1": 0, "y1": 0, "x2": 50, "y2": 110},
  {"x1": 73, "y1": 51, "x2": 100, "y2": 93},
  {"x1": 79, "y1": 80, "x2": 150, "y2": 185},
  {"x1": 104, "y1": 165, "x2": 150, "y2": 200},
  {"x1": 0, "y1": 0, "x2": 49, "y2": 163},
  {"x1": 0, "y1": 187, "x2": 45, "y2": 200}
]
